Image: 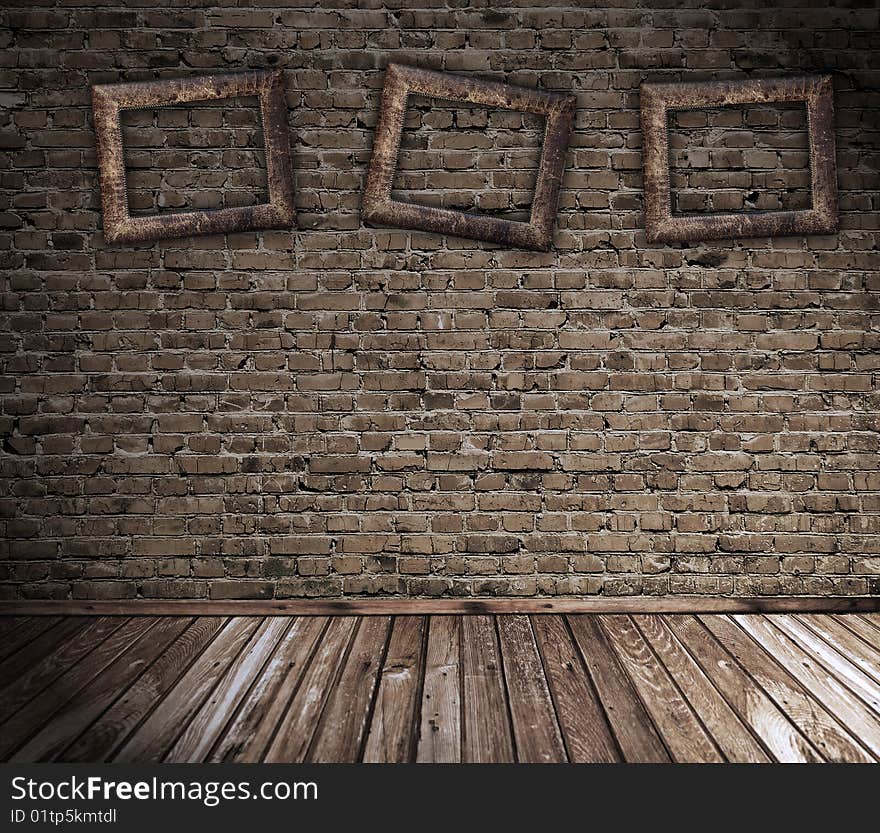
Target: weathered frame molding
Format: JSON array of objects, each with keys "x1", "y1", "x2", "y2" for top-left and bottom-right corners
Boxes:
[
  {"x1": 640, "y1": 75, "x2": 838, "y2": 243},
  {"x1": 92, "y1": 70, "x2": 295, "y2": 244},
  {"x1": 362, "y1": 63, "x2": 576, "y2": 251}
]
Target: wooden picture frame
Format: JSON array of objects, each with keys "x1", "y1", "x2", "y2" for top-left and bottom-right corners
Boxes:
[
  {"x1": 362, "y1": 63, "x2": 576, "y2": 252},
  {"x1": 91, "y1": 70, "x2": 295, "y2": 244},
  {"x1": 640, "y1": 75, "x2": 838, "y2": 243}
]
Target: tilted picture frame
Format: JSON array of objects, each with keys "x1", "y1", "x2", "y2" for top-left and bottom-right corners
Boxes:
[
  {"x1": 92, "y1": 70, "x2": 295, "y2": 245},
  {"x1": 640, "y1": 75, "x2": 838, "y2": 243},
  {"x1": 362, "y1": 63, "x2": 576, "y2": 252}
]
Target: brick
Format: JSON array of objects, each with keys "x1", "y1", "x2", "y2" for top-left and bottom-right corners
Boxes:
[{"x1": 209, "y1": 580, "x2": 273, "y2": 600}]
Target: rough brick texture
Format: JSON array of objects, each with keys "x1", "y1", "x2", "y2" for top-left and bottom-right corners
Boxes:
[
  {"x1": 122, "y1": 97, "x2": 269, "y2": 216},
  {"x1": 669, "y1": 102, "x2": 812, "y2": 213},
  {"x1": 1, "y1": 0, "x2": 879, "y2": 600}
]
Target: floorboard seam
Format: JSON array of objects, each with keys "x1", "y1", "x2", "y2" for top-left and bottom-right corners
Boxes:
[
  {"x1": 562, "y1": 615, "x2": 626, "y2": 762},
  {"x1": 107, "y1": 616, "x2": 229, "y2": 762},
  {"x1": 302, "y1": 617, "x2": 363, "y2": 763},
  {"x1": 258, "y1": 617, "x2": 332, "y2": 764},
  {"x1": 56, "y1": 616, "x2": 195, "y2": 762},
  {"x1": 203, "y1": 617, "x2": 297, "y2": 764},
  {"x1": 630, "y1": 614, "x2": 728, "y2": 763},
  {"x1": 660, "y1": 615, "x2": 773, "y2": 763},
  {"x1": 530, "y1": 616, "x2": 573, "y2": 764},
  {"x1": 706, "y1": 615, "x2": 829, "y2": 762},
  {"x1": 754, "y1": 615, "x2": 880, "y2": 762},
  {"x1": 7, "y1": 617, "x2": 160, "y2": 762},
  {"x1": 408, "y1": 615, "x2": 431, "y2": 764},
  {"x1": 822, "y1": 616, "x2": 880, "y2": 683},
  {"x1": 160, "y1": 617, "x2": 263, "y2": 763},
  {"x1": 594, "y1": 615, "x2": 677, "y2": 763},
  {"x1": 357, "y1": 616, "x2": 395, "y2": 763},
  {"x1": 492, "y1": 614, "x2": 519, "y2": 764},
  {"x1": 0, "y1": 617, "x2": 128, "y2": 732}
]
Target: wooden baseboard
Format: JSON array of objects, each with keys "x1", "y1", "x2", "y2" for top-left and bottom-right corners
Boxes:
[{"x1": 0, "y1": 596, "x2": 877, "y2": 616}]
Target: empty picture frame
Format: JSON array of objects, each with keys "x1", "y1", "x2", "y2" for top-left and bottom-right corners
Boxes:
[
  {"x1": 92, "y1": 70, "x2": 295, "y2": 244},
  {"x1": 362, "y1": 63, "x2": 576, "y2": 251},
  {"x1": 640, "y1": 75, "x2": 838, "y2": 243}
]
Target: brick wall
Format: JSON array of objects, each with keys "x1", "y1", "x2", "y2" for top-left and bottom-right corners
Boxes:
[{"x1": 1, "y1": 1, "x2": 879, "y2": 601}]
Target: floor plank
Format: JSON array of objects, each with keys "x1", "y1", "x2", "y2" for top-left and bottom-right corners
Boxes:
[
  {"x1": 460, "y1": 615, "x2": 514, "y2": 763},
  {"x1": 496, "y1": 616, "x2": 566, "y2": 763},
  {"x1": 363, "y1": 616, "x2": 426, "y2": 763},
  {"x1": 816, "y1": 615, "x2": 880, "y2": 685},
  {"x1": 599, "y1": 615, "x2": 723, "y2": 763},
  {"x1": 701, "y1": 615, "x2": 865, "y2": 763},
  {"x1": 307, "y1": 616, "x2": 391, "y2": 763},
  {"x1": 63, "y1": 617, "x2": 226, "y2": 763},
  {"x1": 416, "y1": 615, "x2": 461, "y2": 764},
  {"x1": 633, "y1": 614, "x2": 770, "y2": 763},
  {"x1": 853, "y1": 614, "x2": 880, "y2": 648},
  {"x1": 263, "y1": 616, "x2": 358, "y2": 763},
  {"x1": 0, "y1": 617, "x2": 61, "y2": 663},
  {"x1": 0, "y1": 617, "x2": 29, "y2": 642},
  {"x1": 114, "y1": 617, "x2": 261, "y2": 762},
  {"x1": 567, "y1": 615, "x2": 670, "y2": 762},
  {"x1": 0, "y1": 617, "x2": 124, "y2": 726},
  {"x1": 859, "y1": 613, "x2": 880, "y2": 629},
  {"x1": 0, "y1": 618, "x2": 156, "y2": 759},
  {"x1": 0, "y1": 618, "x2": 85, "y2": 681},
  {"x1": 774, "y1": 615, "x2": 880, "y2": 716},
  {"x1": 165, "y1": 617, "x2": 290, "y2": 763},
  {"x1": 731, "y1": 615, "x2": 879, "y2": 762},
  {"x1": 665, "y1": 614, "x2": 816, "y2": 763},
  {"x1": 209, "y1": 617, "x2": 327, "y2": 763},
  {"x1": 11, "y1": 617, "x2": 192, "y2": 762},
  {"x1": 532, "y1": 615, "x2": 620, "y2": 763}
]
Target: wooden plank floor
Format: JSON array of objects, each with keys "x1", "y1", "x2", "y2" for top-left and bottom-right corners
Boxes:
[{"x1": 1, "y1": 613, "x2": 879, "y2": 763}]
